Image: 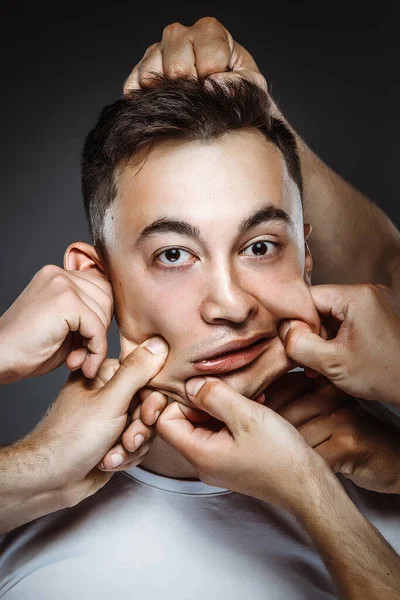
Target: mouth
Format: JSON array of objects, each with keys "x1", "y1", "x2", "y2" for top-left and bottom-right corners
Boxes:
[{"x1": 192, "y1": 335, "x2": 273, "y2": 374}]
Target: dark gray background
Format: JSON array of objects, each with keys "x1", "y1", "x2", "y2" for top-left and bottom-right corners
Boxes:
[{"x1": 0, "y1": 0, "x2": 398, "y2": 444}]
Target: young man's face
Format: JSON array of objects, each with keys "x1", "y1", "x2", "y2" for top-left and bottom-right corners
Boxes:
[{"x1": 85, "y1": 129, "x2": 318, "y2": 405}]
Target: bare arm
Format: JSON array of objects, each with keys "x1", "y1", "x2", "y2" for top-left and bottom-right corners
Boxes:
[
  {"x1": 157, "y1": 378, "x2": 400, "y2": 600},
  {"x1": 298, "y1": 468, "x2": 400, "y2": 599},
  {"x1": 124, "y1": 17, "x2": 400, "y2": 298},
  {"x1": 298, "y1": 141, "x2": 400, "y2": 297}
]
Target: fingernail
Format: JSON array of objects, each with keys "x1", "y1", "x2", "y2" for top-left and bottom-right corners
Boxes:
[
  {"x1": 186, "y1": 377, "x2": 206, "y2": 397},
  {"x1": 110, "y1": 454, "x2": 124, "y2": 468},
  {"x1": 134, "y1": 434, "x2": 145, "y2": 449},
  {"x1": 280, "y1": 321, "x2": 291, "y2": 343},
  {"x1": 154, "y1": 410, "x2": 160, "y2": 422},
  {"x1": 143, "y1": 337, "x2": 168, "y2": 355}
]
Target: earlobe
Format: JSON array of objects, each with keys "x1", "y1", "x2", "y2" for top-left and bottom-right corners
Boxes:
[{"x1": 64, "y1": 242, "x2": 107, "y2": 277}]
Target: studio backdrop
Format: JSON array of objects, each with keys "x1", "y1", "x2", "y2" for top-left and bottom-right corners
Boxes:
[{"x1": 0, "y1": 0, "x2": 397, "y2": 444}]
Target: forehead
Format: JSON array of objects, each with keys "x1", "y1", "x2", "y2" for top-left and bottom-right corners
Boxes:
[{"x1": 105, "y1": 128, "x2": 302, "y2": 241}]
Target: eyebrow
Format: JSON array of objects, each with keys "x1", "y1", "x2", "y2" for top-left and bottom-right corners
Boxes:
[
  {"x1": 134, "y1": 218, "x2": 201, "y2": 247},
  {"x1": 134, "y1": 204, "x2": 292, "y2": 248},
  {"x1": 239, "y1": 205, "x2": 293, "y2": 233}
]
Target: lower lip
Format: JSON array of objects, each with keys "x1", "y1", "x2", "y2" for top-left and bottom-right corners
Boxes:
[{"x1": 192, "y1": 338, "x2": 271, "y2": 374}]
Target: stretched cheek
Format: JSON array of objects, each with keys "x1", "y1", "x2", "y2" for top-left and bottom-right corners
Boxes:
[
  {"x1": 267, "y1": 279, "x2": 320, "y2": 331},
  {"x1": 118, "y1": 274, "x2": 199, "y2": 356}
]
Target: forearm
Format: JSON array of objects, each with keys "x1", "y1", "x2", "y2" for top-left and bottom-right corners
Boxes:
[
  {"x1": 274, "y1": 97, "x2": 400, "y2": 298},
  {"x1": 296, "y1": 465, "x2": 400, "y2": 599},
  {"x1": 0, "y1": 439, "x2": 60, "y2": 533},
  {"x1": 298, "y1": 140, "x2": 400, "y2": 294}
]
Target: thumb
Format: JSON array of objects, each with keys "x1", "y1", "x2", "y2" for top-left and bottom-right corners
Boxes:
[
  {"x1": 280, "y1": 320, "x2": 338, "y2": 377},
  {"x1": 186, "y1": 377, "x2": 253, "y2": 436},
  {"x1": 99, "y1": 337, "x2": 168, "y2": 415}
]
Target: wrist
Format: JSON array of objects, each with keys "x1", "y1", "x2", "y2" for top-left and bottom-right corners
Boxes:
[
  {"x1": 0, "y1": 325, "x2": 22, "y2": 384},
  {"x1": 288, "y1": 452, "x2": 340, "y2": 519},
  {"x1": 3, "y1": 436, "x2": 57, "y2": 496}
]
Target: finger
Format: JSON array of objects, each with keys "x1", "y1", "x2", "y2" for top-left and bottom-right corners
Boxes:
[
  {"x1": 278, "y1": 385, "x2": 349, "y2": 428},
  {"x1": 229, "y1": 41, "x2": 259, "y2": 72},
  {"x1": 65, "y1": 302, "x2": 108, "y2": 379},
  {"x1": 138, "y1": 43, "x2": 164, "y2": 87},
  {"x1": 71, "y1": 288, "x2": 109, "y2": 332},
  {"x1": 124, "y1": 43, "x2": 163, "y2": 92},
  {"x1": 161, "y1": 37, "x2": 196, "y2": 78},
  {"x1": 155, "y1": 400, "x2": 226, "y2": 466},
  {"x1": 70, "y1": 273, "x2": 113, "y2": 325},
  {"x1": 266, "y1": 371, "x2": 316, "y2": 411},
  {"x1": 66, "y1": 346, "x2": 88, "y2": 371},
  {"x1": 87, "y1": 357, "x2": 121, "y2": 390},
  {"x1": 95, "y1": 358, "x2": 121, "y2": 385},
  {"x1": 121, "y1": 417, "x2": 153, "y2": 453},
  {"x1": 140, "y1": 390, "x2": 168, "y2": 426},
  {"x1": 280, "y1": 320, "x2": 338, "y2": 377},
  {"x1": 254, "y1": 392, "x2": 265, "y2": 405},
  {"x1": 98, "y1": 440, "x2": 152, "y2": 471},
  {"x1": 66, "y1": 331, "x2": 88, "y2": 371},
  {"x1": 314, "y1": 439, "x2": 346, "y2": 472},
  {"x1": 308, "y1": 285, "x2": 352, "y2": 322},
  {"x1": 101, "y1": 337, "x2": 168, "y2": 415},
  {"x1": 124, "y1": 64, "x2": 140, "y2": 93},
  {"x1": 304, "y1": 367, "x2": 320, "y2": 379},
  {"x1": 185, "y1": 377, "x2": 253, "y2": 437},
  {"x1": 191, "y1": 20, "x2": 232, "y2": 77},
  {"x1": 298, "y1": 407, "x2": 353, "y2": 448}
]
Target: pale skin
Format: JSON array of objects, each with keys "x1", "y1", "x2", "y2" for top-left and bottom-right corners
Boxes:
[
  {"x1": 0, "y1": 18, "x2": 398, "y2": 597},
  {"x1": 0, "y1": 337, "x2": 169, "y2": 533}
]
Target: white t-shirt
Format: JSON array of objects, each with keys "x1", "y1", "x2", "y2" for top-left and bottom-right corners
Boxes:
[{"x1": 1, "y1": 466, "x2": 400, "y2": 599}]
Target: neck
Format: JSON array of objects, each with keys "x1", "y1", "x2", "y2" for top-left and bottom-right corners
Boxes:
[{"x1": 139, "y1": 435, "x2": 200, "y2": 480}]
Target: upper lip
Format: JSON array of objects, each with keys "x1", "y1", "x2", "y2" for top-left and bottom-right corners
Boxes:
[{"x1": 192, "y1": 333, "x2": 273, "y2": 363}]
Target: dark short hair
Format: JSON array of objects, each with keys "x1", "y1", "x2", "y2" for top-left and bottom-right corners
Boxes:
[{"x1": 82, "y1": 76, "x2": 302, "y2": 246}]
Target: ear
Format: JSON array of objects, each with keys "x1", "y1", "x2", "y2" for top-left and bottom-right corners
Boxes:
[
  {"x1": 64, "y1": 241, "x2": 109, "y2": 279},
  {"x1": 303, "y1": 223, "x2": 313, "y2": 285}
]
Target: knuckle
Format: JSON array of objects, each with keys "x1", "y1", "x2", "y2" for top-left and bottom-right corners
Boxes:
[
  {"x1": 197, "y1": 56, "x2": 225, "y2": 75},
  {"x1": 359, "y1": 283, "x2": 379, "y2": 301},
  {"x1": 36, "y1": 263, "x2": 61, "y2": 281},
  {"x1": 195, "y1": 16, "x2": 221, "y2": 29},
  {"x1": 335, "y1": 431, "x2": 357, "y2": 454},
  {"x1": 162, "y1": 22, "x2": 185, "y2": 38},
  {"x1": 165, "y1": 61, "x2": 190, "y2": 78},
  {"x1": 333, "y1": 406, "x2": 354, "y2": 424},
  {"x1": 198, "y1": 380, "x2": 223, "y2": 408},
  {"x1": 147, "y1": 42, "x2": 159, "y2": 53}
]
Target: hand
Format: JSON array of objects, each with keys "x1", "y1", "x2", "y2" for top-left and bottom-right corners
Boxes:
[
  {"x1": 267, "y1": 371, "x2": 400, "y2": 494},
  {"x1": 155, "y1": 376, "x2": 330, "y2": 515},
  {"x1": 0, "y1": 263, "x2": 113, "y2": 382},
  {"x1": 0, "y1": 337, "x2": 168, "y2": 532},
  {"x1": 124, "y1": 17, "x2": 270, "y2": 102},
  {"x1": 280, "y1": 284, "x2": 400, "y2": 406},
  {"x1": 97, "y1": 361, "x2": 168, "y2": 471}
]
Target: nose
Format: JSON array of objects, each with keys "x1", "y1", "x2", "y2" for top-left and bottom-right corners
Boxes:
[{"x1": 200, "y1": 266, "x2": 258, "y2": 325}]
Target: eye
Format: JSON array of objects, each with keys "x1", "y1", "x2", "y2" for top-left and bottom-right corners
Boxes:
[
  {"x1": 156, "y1": 247, "x2": 194, "y2": 267},
  {"x1": 242, "y1": 240, "x2": 278, "y2": 257}
]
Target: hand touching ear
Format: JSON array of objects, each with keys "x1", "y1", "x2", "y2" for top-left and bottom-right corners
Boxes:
[{"x1": 0, "y1": 264, "x2": 113, "y2": 382}]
